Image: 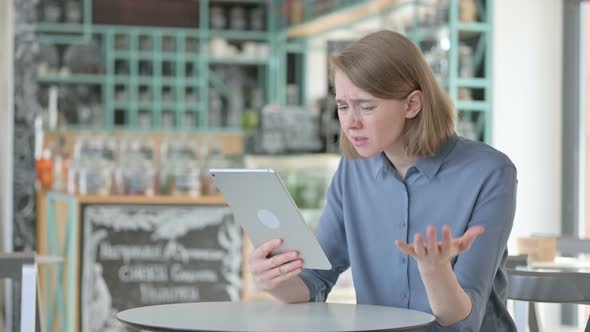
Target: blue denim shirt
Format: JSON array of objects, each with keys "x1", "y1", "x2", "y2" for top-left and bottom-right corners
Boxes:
[{"x1": 299, "y1": 134, "x2": 517, "y2": 332}]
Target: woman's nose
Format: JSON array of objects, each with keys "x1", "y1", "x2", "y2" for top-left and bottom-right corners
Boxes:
[{"x1": 342, "y1": 109, "x2": 362, "y2": 129}]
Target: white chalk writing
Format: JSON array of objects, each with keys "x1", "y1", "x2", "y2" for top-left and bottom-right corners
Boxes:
[
  {"x1": 170, "y1": 264, "x2": 218, "y2": 283},
  {"x1": 119, "y1": 264, "x2": 168, "y2": 282},
  {"x1": 140, "y1": 284, "x2": 199, "y2": 304}
]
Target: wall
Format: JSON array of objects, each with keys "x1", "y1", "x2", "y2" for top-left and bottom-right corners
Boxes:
[
  {"x1": 492, "y1": 0, "x2": 563, "y2": 249},
  {"x1": 492, "y1": 0, "x2": 563, "y2": 328}
]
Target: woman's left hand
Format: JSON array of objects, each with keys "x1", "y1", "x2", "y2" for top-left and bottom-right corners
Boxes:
[{"x1": 395, "y1": 225, "x2": 485, "y2": 274}]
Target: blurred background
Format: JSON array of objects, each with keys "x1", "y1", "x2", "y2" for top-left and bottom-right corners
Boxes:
[{"x1": 0, "y1": 0, "x2": 587, "y2": 331}]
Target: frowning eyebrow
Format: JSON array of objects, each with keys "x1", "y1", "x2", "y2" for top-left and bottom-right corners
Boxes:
[{"x1": 335, "y1": 98, "x2": 375, "y2": 104}]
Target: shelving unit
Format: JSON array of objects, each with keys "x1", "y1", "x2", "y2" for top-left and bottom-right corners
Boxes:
[
  {"x1": 35, "y1": 0, "x2": 492, "y2": 142},
  {"x1": 408, "y1": 0, "x2": 492, "y2": 142},
  {"x1": 35, "y1": 0, "x2": 281, "y2": 132},
  {"x1": 283, "y1": 0, "x2": 492, "y2": 143}
]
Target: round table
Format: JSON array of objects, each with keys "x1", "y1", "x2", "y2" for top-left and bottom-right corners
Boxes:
[
  {"x1": 507, "y1": 266, "x2": 590, "y2": 332},
  {"x1": 116, "y1": 301, "x2": 435, "y2": 332},
  {"x1": 507, "y1": 268, "x2": 590, "y2": 304}
]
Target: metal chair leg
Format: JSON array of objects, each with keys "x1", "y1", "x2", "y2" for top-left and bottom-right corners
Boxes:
[{"x1": 528, "y1": 302, "x2": 541, "y2": 332}]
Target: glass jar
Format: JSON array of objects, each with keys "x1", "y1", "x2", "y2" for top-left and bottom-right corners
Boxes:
[
  {"x1": 460, "y1": 0, "x2": 478, "y2": 22},
  {"x1": 123, "y1": 161, "x2": 156, "y2": 196},
  {"x1": 210, "y1": 6, "x2": 226, "y2": 29},
  {"x1": 122, "y1": 136, "x2": 155, "y2": 162},
  {"x1": 249, "y1": 7, "x2": 265, "y2": 31},
  {"x1": 229, "y1": 7, "x2": 246, "y2": 30},
  {"x1": 43, "y1": 0, "x2": 62, "y2": 23},
  {"x1": 77, "y1": 161, "x2": 113, "y2": 195},
  {"x1": 459, "y1": 45, "x2": 475, "y2": 78},
  {"x1": 67, "y1": 160, "x2": 78, "y2": 194},
  {"x1": 169, "y1": 164, "x2": 202, "y2": 197},
  {"x1": 65, "y1": 0, "x2": 82, "y2": 23}
]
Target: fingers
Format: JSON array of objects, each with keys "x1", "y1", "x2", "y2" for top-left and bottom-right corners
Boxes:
[
  {"x1": 257, "y1": 259, "x2": 303, "y2": 282},
  {"x1": 441, "y1": 225, "x2": 452, "y2": 255},
  {"x1": 457, "y1": 226, "x2": 485, "y2": 253},
  {"x1": 414, "y1": 233, "x2": 426, "y2": 257},
  {"x1": 252, "y1": 238, "x2": 283, "y2": 259},
  {"x1": 396, "y1": 225, "x2": 485, "y2": 260},
  {"x1": 248, "y1": 239, "x2": 302, "y2": 291},
  {"x1": 395, "y1": 240, "x2": 416, "y2": 256},
  {"x1": 465, "y1": 226, "x2": 485, "y2": 239},
  {"x1": 253, "y1": 250, "x2": 299, "y2": 274},
  {"x1": 266, "y1": 267, "x2": 303, "y2": 289},
  {"x1": 426, "y1": 226, "x2": 437, "y2": 254}
]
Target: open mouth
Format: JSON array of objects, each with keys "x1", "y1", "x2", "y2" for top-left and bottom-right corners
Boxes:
[{"x1": 351, "y1": 136, "x2": 368, "y2": 146}]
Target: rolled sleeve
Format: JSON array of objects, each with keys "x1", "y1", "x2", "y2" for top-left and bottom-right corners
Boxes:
[
  {"x1": 432, "y1": 288, "x2": 479, "y2": 331},
  {"x1": 299, "y1": 270, "x2": 330, "y2": 302}
]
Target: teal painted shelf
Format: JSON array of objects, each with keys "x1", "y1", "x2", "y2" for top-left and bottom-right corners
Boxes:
[
  {"x1": 410, "y1": 23, "x2": 488, "y2": 42},
  {"x1": 456, "y1": 101, "x2": 489, "y2": 112},
  {"x1": 456, "y1": 78, "x2": 489, "y2": 89},
  {"x1": 209, "y1": 57, "x2": 268, "y2": 65},
  {"x1": 113, "y1": 101, "x2": 129, "y2": 108},
  {"x1": 208, "y1": 29, "x2": 269, "y2": 40},
  {"x1": 91, "y1": 24, "x2": 201, "y2": 36},
  {"x1": 112, "y1": 51, "x2": 186, "y2": 61},
  {"x1": 457, "y1": 22, "x2": 490, "y2": 32}
]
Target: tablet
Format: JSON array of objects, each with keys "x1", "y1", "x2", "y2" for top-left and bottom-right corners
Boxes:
[{"x1": 209, "y1": 168, "x2": 332, "y2": 270}]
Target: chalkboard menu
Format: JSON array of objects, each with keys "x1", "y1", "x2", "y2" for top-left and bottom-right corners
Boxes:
[{"x1": 80, "y1": 204, "x2": 242, "y2": 332}]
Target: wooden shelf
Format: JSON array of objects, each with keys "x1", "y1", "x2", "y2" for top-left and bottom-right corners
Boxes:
[
  {"x1": 75, "y1": 194, "x2": 226, "y2": 205},
  {"x1": 39, "y1": 191, "x2": 227, "y2": 206},
  {"x1": 286, "y1": 0, "x2": 404, "y2": 39}
]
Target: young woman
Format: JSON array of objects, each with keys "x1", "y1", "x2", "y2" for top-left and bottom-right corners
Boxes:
[{"x1": 247, "y1": 30, "x2": 517, "y2": 331}]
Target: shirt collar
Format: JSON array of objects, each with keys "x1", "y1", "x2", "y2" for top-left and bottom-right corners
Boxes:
[
  {"x1": 373, "y1": 133, "x2": 458, "y2": 180},
  {"x1": 414, "y1": 133, "x2": 458, "y2": 180}
]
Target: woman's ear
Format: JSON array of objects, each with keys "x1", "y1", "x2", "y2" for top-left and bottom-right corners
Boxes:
[{"x1": 405, "y1": 90, "x2": 423, "y2": 119}]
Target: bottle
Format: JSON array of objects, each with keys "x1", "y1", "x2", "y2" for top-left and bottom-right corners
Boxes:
[
  {"x1": 36, "y1": 148, "x2": 54, "y2": 190},
  {"x1": 459, "y1": 44, "x2": 474, "y2": 78},
  {"x1": 120, "y1": 137, "x2": 157, "y2": 196},
  {"x1": 229, "y1": 6, "x2": 246, "y2": 30},
  {"x1": 52, "y1": 133, "x2": 70, "y2": 192},
  {"x1": 210, "y1": 6, "x2": 226, "y2": 29},
  {"x1": 170, "y1": 162, "x2": 201, "y2": 197},
  {"x1": 249, "y1": 7, "x2": 265, "y2": 31},
  {"x1": 460, "y1": 0, "x2": 478, "y2": 22}
]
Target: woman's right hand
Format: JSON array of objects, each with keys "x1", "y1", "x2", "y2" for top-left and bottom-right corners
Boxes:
[{"x1": 248, "y1": 239, "x2": 304, "y2": 291}]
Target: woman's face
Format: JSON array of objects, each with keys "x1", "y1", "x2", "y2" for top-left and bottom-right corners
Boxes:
[{"x1": 334, "y1": 70, "x2": 412, "y2": 158}]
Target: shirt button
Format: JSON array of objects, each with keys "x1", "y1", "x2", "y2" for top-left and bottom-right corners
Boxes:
[
  {"x1": 401, "y1": 257, "x2": 406, "y2": 264},
  {"x1": 401, "y1": 222, "x2": 406, "y2": 228}
]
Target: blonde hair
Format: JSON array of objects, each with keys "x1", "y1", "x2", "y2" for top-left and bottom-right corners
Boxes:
[{"x1": 330, "y1": 30, "x2": 455, "y2": 159}]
